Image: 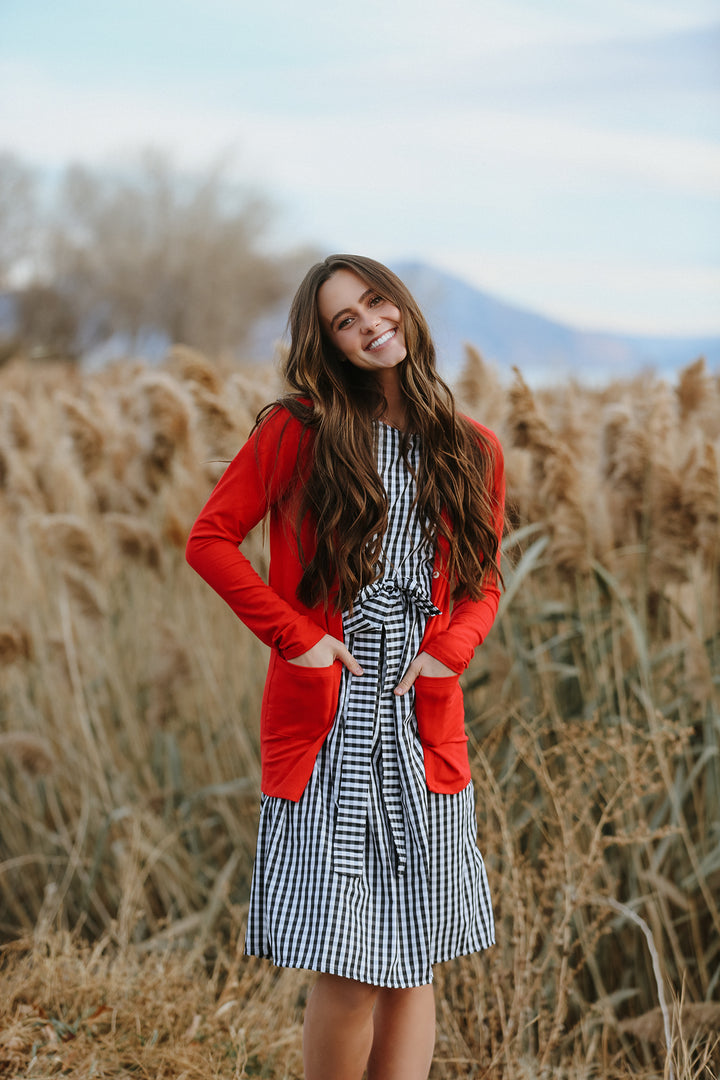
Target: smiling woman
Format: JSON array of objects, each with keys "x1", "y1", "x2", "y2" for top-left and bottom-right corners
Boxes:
[
  {"x1": 318, "y1": 271, "x2": 407, "y2": 366},
  {"x1": 185, "y1": 253, "x2": 505, "y2": 1080},
  {"x1": 316, "y1": 269, "x2": 409, "y2": 427}
]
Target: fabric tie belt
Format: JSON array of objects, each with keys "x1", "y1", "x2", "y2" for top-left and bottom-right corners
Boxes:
[{"x1": 332, "y1": 574, "x2": 441, "y2": 877}]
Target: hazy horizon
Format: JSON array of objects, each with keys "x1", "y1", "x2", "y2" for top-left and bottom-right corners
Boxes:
[{"x1": 1, "y1": 0, "x2": 719, "y2": 336}]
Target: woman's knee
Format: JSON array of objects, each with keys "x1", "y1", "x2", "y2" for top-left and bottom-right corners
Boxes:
[
  {"x1": 374, "y1": 983, "x2": 435, "y2": 1019},
  {"x1": 314, "y1": 973, "x2": 380, "y2": 1013}
]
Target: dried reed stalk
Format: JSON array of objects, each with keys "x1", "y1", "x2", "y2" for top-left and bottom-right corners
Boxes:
[{"x1": 0, "y1": 353, "x2": 717, "y2": 1079}]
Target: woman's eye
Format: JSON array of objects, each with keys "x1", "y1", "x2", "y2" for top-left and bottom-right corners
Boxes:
[
  {"x1": 369, "y1": 295, "x2": 384, "y2": 307},
  {"x1": 337, "y1": 317, "x2": 352, "y2": 330}
]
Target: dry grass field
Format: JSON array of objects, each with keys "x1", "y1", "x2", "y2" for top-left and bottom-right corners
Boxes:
[{"x1": 0, "y1": 346, "x2": 718, "y2": 1078}]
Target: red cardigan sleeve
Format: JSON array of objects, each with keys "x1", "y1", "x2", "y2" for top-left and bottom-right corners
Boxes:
[
  {"x1": 423, "y1": 422, "x2": 505, "y2": 672},
  {"x1": 185, "y1": 406, "x2": 326, "y2": 658}
]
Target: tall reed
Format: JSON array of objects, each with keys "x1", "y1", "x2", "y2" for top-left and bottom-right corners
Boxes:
[{"x1": 0, "y1": 350, "x2": 717, "y2": 1077}]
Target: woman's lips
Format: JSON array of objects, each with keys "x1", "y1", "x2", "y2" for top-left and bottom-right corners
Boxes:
[{"x1": 365, "y1": 328, "x2": 397, "y2": 352}]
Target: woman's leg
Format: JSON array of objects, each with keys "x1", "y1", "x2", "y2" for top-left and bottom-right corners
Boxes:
[
  {"x1": 303, "y1": 973, "x2": 379, "y2": 1080},
  {"x1": 367, "y1": 985, "x2": 436, "y2": 1080}
]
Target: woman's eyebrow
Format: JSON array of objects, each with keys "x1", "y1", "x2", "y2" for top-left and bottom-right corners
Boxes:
[{"x1": 330, "y1": 288, "x2": 375, "y2": 328}]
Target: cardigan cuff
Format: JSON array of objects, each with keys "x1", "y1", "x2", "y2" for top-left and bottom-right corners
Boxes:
[{"x1": 276, "y1": 618, "x2": 328, "y2": 661}]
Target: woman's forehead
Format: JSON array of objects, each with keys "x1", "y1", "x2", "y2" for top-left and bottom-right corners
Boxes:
[{"x1": 316, "y1": 269, "x2": 372, "y2": 324}]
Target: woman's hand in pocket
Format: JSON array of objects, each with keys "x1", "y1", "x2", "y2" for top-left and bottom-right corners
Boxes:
[
  {"x1": 287, "y1": 634, "x2": 363, "y2": 675},
  {"x1": 394, "y1": 651, "x2": 457, "y2": 696}
]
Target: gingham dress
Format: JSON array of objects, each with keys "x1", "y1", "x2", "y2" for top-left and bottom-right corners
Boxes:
[{"x1": 245, "y1": 422, "x2": 494, "y2": 987}]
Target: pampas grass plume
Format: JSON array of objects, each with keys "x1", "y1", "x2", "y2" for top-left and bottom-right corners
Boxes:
[
  {"x1": 0, "y1": 731, "x2": 54, "y2": 776},
  {"x1": 1, "y1": 392, "x2": 33, "y2": 450},
  {"x1": 0, "y1": 623, "x2": 32, "y2": 665},
  {"x1": 136, "y1": 373, "x2": 193, "y2": 453},
  {"x1": 57, "y1": 393, "x2": 106, "y2": 475},
  {"x1": 683, "y1": 440, "x2": 720, "y2": 562},
  {"x1": 30, "y1": 513, "x2": 99, "y2": 572},
  {"x1": 457, "y1": 344, "x2": 487, "y2": 411},
  {"x1": 105, "y1": 513, "x2": 163, "y2": 571},
  {"x1": 189, "y1": 385, "x2": 241, "y2": 457},
  {"x1": 649, "y1": 460, "x2": 695, "y2": 586},
  {"x1": 675, "y1": 357, "x2": 710, "y2": 422},
  {"x1": 166, "y1": 345, "x2": 223, "y2": 395},
  {"x1": 61, "y1": 565, "x2": 108, "y2": 621},
  {"x1": 507, "y1": 367, "x2": 554, "y2": 456}
]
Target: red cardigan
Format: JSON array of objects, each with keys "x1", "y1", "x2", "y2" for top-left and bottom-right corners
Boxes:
[{"x1": 186, "y1": 405, "x2": 505, "y2": 800}]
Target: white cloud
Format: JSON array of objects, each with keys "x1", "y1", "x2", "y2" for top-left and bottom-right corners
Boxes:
[
  {"x1": 2, "y1": 14, "x2": 718, "y2": 338},
  {"x1": 421, "y1": 109, "x2": 720, "y2": 197},
  {"x1": 0, "y1": 61, "x2": 246, "y2": 168},
  {"x1": 4, "y1": 61, "x2": 717, "y2": 201}
]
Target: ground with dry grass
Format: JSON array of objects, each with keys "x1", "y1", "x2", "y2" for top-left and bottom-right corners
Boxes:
[{"x1": 0, "y1": 347, "x2": 718, "y2": 1078}]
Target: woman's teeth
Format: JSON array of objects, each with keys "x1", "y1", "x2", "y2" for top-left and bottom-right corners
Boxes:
[{"x1": 366, "y1": 329, "x2": 395, "y2": 351}]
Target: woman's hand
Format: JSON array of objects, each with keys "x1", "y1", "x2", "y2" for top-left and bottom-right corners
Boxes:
[
  {"x1": 394, "y1": 651, "x2": 457, "y2": 696},
  {"x1": 287, "y1": 634, "x2": 363, "y2": 675}
]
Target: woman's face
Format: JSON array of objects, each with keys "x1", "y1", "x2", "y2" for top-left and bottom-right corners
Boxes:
[{"x1": 316, "y1": 268, "x2": 407, "y2": 373}]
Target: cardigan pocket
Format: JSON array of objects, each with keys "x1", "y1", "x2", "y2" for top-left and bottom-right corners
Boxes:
[
  {"x1": 262, "y1": 652, "x2": 341, "y2": 739},
  {"x1": 414, "y1": 673, "x2": 471, "y2": 792}
]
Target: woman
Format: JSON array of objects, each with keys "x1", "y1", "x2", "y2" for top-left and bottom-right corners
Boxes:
[{"x1": 186, "y1": 254, "x2": 504, "y2": 1079}]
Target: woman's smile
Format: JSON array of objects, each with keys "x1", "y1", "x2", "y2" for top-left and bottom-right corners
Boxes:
[
  {"x1": 365, "y1": 328, "x2": 397, "y2": 352},
  {"x1": 317, "y1": 268, "x2": 407, "y2": 373}
]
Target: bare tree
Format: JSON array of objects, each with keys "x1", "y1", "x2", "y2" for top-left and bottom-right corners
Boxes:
[
  {"x1": 0, "y1": 152, "x2": 39, "y2": 289},
  {"x1": 14, "y1": 283, "x2": 79, "y2": 360},
  {"x1": 47, "y1": 150, "x2": 303, "y2": 355}
]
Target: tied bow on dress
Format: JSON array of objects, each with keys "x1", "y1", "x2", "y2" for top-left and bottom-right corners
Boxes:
[{"x1": 333, "y1": 572, "x2": 441, "y2": 877}]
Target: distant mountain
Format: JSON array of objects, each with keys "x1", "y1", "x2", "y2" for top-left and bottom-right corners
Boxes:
[
  {"x1": 4, "y1": 264, "x2": 718, "y2": 386},
  {"x1": 390, "y1": 261, "x2": 720, "y2": 385}
]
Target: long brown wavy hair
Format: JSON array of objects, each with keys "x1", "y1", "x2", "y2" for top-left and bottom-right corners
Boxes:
[{"x1": 257, "y1": 254, "x2": 503, "y2": 613}]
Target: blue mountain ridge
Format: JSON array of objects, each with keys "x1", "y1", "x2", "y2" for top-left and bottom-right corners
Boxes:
[
  {"x1": 3, "y1": 264, "x2": 717, "y2": 387},
  {"x1": 389, "y1": 261, "x2": 720, "y2": 386}
]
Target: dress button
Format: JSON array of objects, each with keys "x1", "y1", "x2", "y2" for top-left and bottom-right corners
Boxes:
[{"x1": 432, "y1": 571, "x2": 440, "y2": 578}]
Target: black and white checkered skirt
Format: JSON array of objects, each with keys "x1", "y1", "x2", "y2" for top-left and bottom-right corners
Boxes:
[{"x1": 245, "y1": 423, "x2": 494, "y2": 987}]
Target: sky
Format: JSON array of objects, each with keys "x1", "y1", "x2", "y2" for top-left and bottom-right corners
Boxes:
[{"x1": 1, "y1": 0, "x2": 719, "y2": 336}]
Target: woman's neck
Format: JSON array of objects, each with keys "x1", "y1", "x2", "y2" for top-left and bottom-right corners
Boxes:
[{"x1": 376, "y1": 369, "x2": 408, "y2": 431}]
